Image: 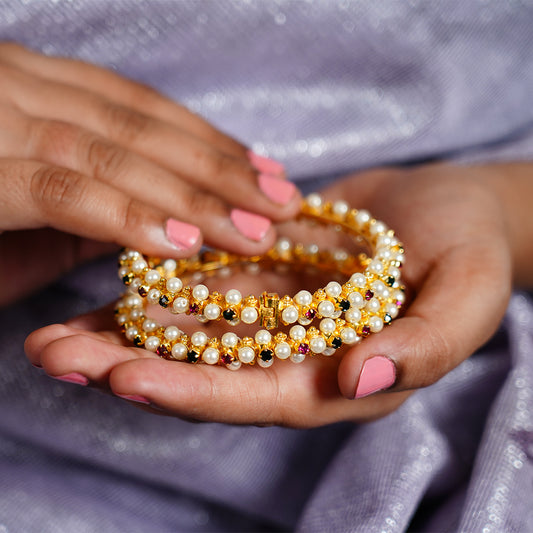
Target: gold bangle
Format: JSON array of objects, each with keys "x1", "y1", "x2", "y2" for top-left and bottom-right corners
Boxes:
[{"x1": 115, "y1": 193, "x2": 406, "y2": 368}]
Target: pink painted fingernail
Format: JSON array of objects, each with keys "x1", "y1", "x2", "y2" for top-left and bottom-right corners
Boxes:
[
  {"x1": 116, "y1": 393, "x2": 150, "y2": 405},
  {"x1": 258, "y1": 174, "x2": 296, "y2": 205},
  {"x1": 52, "y1": 372, "x2": 89, "y2": 386},
  {"x1": 230, "y1": 209, "x2": 271, "y2": 242},
  {"x1": 166, "y1": 219, "x2": 201, "y2": 250},
  {"x1": 354, "y1": 356, "x2": 396, "y2": 399},
  {"x1": 247, "y1": 150, "x2": 285, "y2": 176}
]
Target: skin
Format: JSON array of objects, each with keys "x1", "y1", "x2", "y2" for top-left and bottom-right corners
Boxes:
[
  {"x1": 0, "y1": 43, "x2": 301, "y2": 305},
  {"x1": 25, "y1": 162, "x2": 533, "y2": 428}
]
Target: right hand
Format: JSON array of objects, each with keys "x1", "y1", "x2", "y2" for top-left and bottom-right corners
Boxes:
[{"x1": 0, "y1": 43, "x2": 301, "y2": 305}]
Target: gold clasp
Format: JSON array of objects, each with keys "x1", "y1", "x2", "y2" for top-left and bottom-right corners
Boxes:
[{"x1": 260, "y1": 292, "x2": 279, "y2": 329}]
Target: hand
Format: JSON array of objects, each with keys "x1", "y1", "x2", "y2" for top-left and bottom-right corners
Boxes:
[
  {"x1": 0, "y1": 43, "x2": 300, "y2": 304},
  {"x1": 26, "y1": 162, "x2": 532, "y2": 427}
]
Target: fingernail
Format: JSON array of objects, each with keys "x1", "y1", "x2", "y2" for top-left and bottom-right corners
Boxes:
[
  {"x1": 115, "y1": 393, "x2": 150, "y2": 405},
  {"x1": 247, "y1": 150, "x2": 285, "y2": 176},
  {"x1": 354, "y1": 356, "x2": 396, "y2": 399},
  {"x1": 230, "y1": 209, "x2": 271, "y2": 242},
  {"x1": 258, "y1": 174, "x2": 296, "y2": 205},
  {"x1": 52, "y1": 372, "x2": 89, "y2": 386},
  {"x1": 166, "y1": 219, "x2": 201, "y2": 250}
]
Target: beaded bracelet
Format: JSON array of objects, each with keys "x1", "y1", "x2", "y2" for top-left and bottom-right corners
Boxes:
[{"x1": 115, "y1": 193, "x2": 406, "y2": 368}]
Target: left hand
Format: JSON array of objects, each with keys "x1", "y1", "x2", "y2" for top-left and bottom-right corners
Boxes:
[{"x1": 25, "y1": 162, "x2": 526, "y2": 427}]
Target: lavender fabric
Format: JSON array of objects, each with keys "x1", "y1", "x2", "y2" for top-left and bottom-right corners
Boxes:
[{"x1": 1, "y1": 1, "x2": 533, "y2": 531}]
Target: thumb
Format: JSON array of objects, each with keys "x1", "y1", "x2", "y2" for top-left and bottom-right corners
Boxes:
[{"x1": 337, "y1": 242, "x2": 511, "y2": 399}]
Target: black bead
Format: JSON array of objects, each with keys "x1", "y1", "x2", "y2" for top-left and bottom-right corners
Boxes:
[
  {"x1": 157, "y1": 345, "x2": 170, "y2": 357},
  {"x1": 138, "y1": 286, "x2": 149, "y2": 297},
  {"x1": 339, "y1": 299, "x2": 350, "y2": 311},
  {"x1": 386, "y1": 276, "x2": 395, "y2": 287},
  {"x1": 260, "y1": 349, "x2": 273, "y2": 362},
  {"x1": 187, "y1": 350, "x2": 199, "y2": 363},
  {"x1": 384, "y1": 313, "x2": 392, "y2": 324},
  {"x1": 331, "y1": 337, "x2": 342, "y2": 349},
  {"x1": 133, "y1": 335, "x2": 143, "y2": 347},
  {"x1": 159, "y1": 295, "x2": 170, "y2": 308},
  {"x1": 122, "y1": 273, "x2": 134, "y2": 285},
  {"x1": 223, "y1": 309, "x2": 236, "y2": 321}
]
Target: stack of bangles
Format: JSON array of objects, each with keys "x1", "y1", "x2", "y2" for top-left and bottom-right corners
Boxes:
[{"x1": 115, "y1": 193, "x2": 406, "y2": 370}]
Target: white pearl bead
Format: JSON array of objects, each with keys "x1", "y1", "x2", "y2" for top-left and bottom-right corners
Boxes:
[
  {"x1": 323, "y1": 347, "x2": 336, "y2": 356},
  {"x1": 142, "y1": 319, "x2": 157, "y2": 332},
  {"x1": 310, "y1": 336, "x2": 326, "y2": 354},
  {"x1": 350, "y1": 273, "x2": 366, "y2": 288},
  {"x1": 258, "y1": 357, "x2": 274, "y2": 368},
  {"x1": 163, "y1": 259, "x2": 177, "y2": 273},
  {"x1": 129, "y1": 308, "x2": 142, "y2": 320},
  {"x1": 130, "y1": 278, "x2": 141, "y2": 290},
  {"x1": 127, "y1": 250, "x2": 140, "y2": 259},
  {"x1": 385, "y1": 303, "x2": 399, "y2": 318},
  {"x1": 147, "y1": 289, "x2": 161, "y2": 304},
  {"x1": 371, "y1": 280, "x2": 386, "y2": 295},
  {"x1": 306, "y1": 243, "x2": 319, "y2": 255},
  {"x1": 377, "y1": 234, "x2": 392, "y2": 247},
  {"x1": 388, "y1": 266, "x2": 401, "y2": 280},
  {"x1": 118, "y1": 266, "x2": 129, "y2": 279},
  {"x1": 255, "y1": 330, "x2": 272, "y2": 345},
  {"x1": 221, "y1": 332, "x2": 238, "y2": 348},
  {"x1": 355, "y1": 209, "x2": 371, "y2": 226},
  {"x1": 281, "y1": 306, "x2": 298, "y2": 324},
  {"x1": 332, "y1": 200, "x2": 349, "y2": 217},
  {"x1": 172, "y1": 297, "x2": 188, "y2": 313},
  {"x1": 333, "y1": 249, "x2": 349, "y2": 262},
  {"x1": 394, "y1": 290, "x2": 406, "y2": 304},
  {"x1": 164, "y1": 326, "x2": 181, "y2": 341},
  {"x1": 238, "y1": 346, "x2": 255, "y2": 364},
  {"x1": 378, "y1": 249, "x2": 392, "y2": 261},
  {"x1": 145, "y1": 336, "x2": 160, "y2": 352},
  {"x1": 368, "y1": 260, "x2": 384, "y2": 275},
  {"x1": 227, "y1": 360, "x2": 242, "y2": 371},
  {"x1": 306, "y1": 193, "x2": 323, "y2": 209},
  {"x1": 204, "y1": 303, "x2": 221, "y2": 320},
  {"x1": 241, "y1": 307, "x2": 258, "y2": 324},
  {"x1": 369, "y1": 316, "x2": 384, "y2": 333},
  {"x1": 274, "y1": 342, "x2": 291, "y2": 360},
  {"x1": 119, "y1": 252, "x2": 128, "y2": 262},
  {"x1": 132, "y1": 259, "x2": 148, "y2": 273},
  {"x1": 317, "y1": 300, "x2": 335, "y2": 318},
  {"x1": 166, "y1": 277, "x2": 183, "y2": 293},
  {"x1": 172, "y1": 343, "x2": 187, "y2": 360},
  {"x1": 126, "y1": 295, "x2": 143, "y2": 308},
  {"x1": 290, "y1": 352, "x2": 306, "y2": 364},
  {"x1": 319, "y1": 318, "x2": 336, "y2": 334},
  {"x1": 294, "y1": 290, "x2": 313, "y2": 306},
  {"x1": 370, "y1": 221, "x2": 387, "y2": 235},
  {"x1": 202, "y1": 347, "x2": 219, "y2": 365},
  {"x1": 348, "y1": 291, "x2": 364, "y2": 308},
  {"x1": 192, "y1": 284, "x2": 209, "y2": 301},
  {"x1": 325, "y1": 281, "x2": 342, "y2": 298},
  {"x1": 289, "y1": 325, "x2": 306, "y2": 341},
  {"x1": 366, "y1": 298, "x2": 381, "y2": 313},
  {"x1": 125, "y1": 326, "x2": 138, "y2": 340},
  {"x1": 345, "y1": 308, "x2": 362, "y2": 324},
  {"x1": 340, "y1": 327, "x2": 358, "y2": 344},
  {"x1": 225, "y1": 289, "x2": 242, "y2": 305},
  {"x1": 275, "y1": 237, "x2": 292, "y2": 254},
  {"x1": 144, "y1": 269, "x2": 161, "y2": 285},
  {"x1": 117, "y1": 314, "x2": 128, "y2": 325},
  {"x1": 191, "y1": 331, "x2": 208, "y2": 347}
]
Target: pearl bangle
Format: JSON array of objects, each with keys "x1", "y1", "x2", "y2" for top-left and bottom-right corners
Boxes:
[{"x1": 115, "y1": 194, "x2": 406, "y2": 368}]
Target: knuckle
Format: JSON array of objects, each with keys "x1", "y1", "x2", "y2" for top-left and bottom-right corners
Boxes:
[
  {"x1": 29, "y1": 119, "x2": 78, "y2": 164},
  {"x1": 83, "y1": 134, "x2": 127, "y2": 180},
  {"x1": 30, "y1": 166, "x2": 84, "y2": 211},
  {"x1": 120, "y1": 197, "x2": 148, "y2": 234},
  {"x1": 185, "y1": 187, "x2": 224, "y2": 217},
  {"x1": 102, "y1": 102, "x2": 150, "y2": 144}
]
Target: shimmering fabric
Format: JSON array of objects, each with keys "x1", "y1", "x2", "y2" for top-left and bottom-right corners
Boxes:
[{"x1": 1, "y1": 1, "x2": 533, "y2": 531}]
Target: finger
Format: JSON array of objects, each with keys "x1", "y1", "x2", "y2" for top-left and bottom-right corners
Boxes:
[
  {"x1": 1, "y1": 105, "x2": 281, "y2": 253},
  {"x1": 337, "y1": 240, "x2": 512, "y2": 399},
  {"x1": 0, "y1": 43, "x2": 251, "y2": 161},
  {"x1": 0, "y1": 158, "x2": 203, "y2": 257}
]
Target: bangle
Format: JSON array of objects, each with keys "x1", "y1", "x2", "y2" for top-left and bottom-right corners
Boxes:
[{"x1": 114, "y1": 193, "x2": 406, "y2": 368}]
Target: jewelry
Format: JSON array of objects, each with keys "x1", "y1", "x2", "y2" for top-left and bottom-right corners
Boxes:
[{"x1": 115, "y1": 193, "x2": 406, "y2": 368}]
